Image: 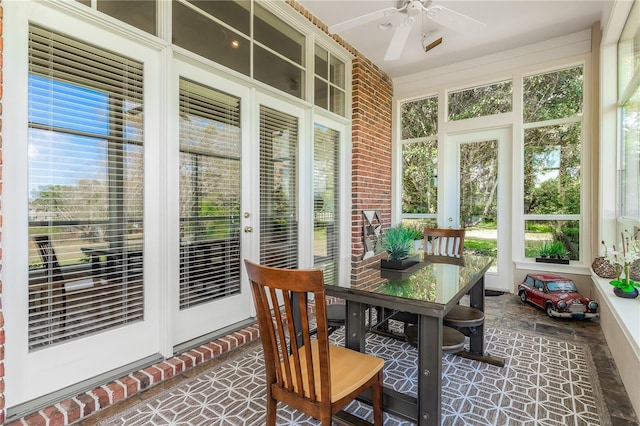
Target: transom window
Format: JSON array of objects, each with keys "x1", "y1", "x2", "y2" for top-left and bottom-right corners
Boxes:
[{"x1": 447, "y1": 80, "x2": 513, "y2": 121}]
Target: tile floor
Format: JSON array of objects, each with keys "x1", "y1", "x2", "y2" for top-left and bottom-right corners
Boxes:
[{"x1": 83, "y1": 293, "x2": 639, "y2": 426}]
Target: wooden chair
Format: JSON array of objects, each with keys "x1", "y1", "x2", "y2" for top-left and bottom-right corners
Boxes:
[
  {"x1": 244, "y1": 260, "x2": 384, "y2": 426},
  {"x1": 422, "y1": 228, "x2": 485, "y2": 334}
]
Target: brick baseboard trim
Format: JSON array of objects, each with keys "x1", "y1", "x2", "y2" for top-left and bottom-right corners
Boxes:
[{"x1": 7, "y1": 324, "x2": 261, "y2": 426}]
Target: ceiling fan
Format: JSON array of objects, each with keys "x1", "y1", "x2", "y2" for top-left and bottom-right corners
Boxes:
[{"x1": 328, "y1": 0, "x2": 486, "y2": 62}]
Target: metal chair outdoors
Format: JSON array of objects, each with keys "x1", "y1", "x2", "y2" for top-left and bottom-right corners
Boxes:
[
  {"x1": 31, "y1": 235, "x2": 95, "y2": 330},
  {"x1": 244, "y1": 260, "x2": 384, "y2": 426}
]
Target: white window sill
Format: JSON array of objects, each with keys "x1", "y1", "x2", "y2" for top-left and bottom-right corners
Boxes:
[
  {"x1": 513, "y1": 259, "x2": 591, "y2": 275},
  {"x1": 591, "y1": 273, "x2": 640, "y2": 355}
]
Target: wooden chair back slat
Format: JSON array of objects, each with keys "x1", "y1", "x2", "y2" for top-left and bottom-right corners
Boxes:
[{"x1": 423, "y1": 228, "x2": 466, "y2": 256}]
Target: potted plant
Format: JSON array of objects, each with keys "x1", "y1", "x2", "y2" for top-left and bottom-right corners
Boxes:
[
  {"x1": 535, "y1": 241, "x2": 570, "y2": 264},
  {"x1": 602, "y1": 231, "x2": 640, "y2": 298},
  {"x1": 380, "y1": 225, "x2": 420, "y2": 270}
]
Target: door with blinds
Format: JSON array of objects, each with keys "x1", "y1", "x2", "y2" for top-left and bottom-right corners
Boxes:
[
  {"x1": 171, "y1": 66, "x2": 253, "y2": 345},
  {"x1": 8, "y1": 24, "x2": 162, "y2": 410}
]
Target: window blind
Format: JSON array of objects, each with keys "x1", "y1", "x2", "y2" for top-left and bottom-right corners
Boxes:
[
  {"x1": 27, "y1": 26, "x2": 144, "y2": 350},
  {"x1": 313, "y1": 124, "x2": 340, "y2": 285},
  {"x1": 179, "y1": 79, "x2": 242, "y2": 309},
  {"x1": 259, "y1": 106, "x2": 298, "y2": 269}
]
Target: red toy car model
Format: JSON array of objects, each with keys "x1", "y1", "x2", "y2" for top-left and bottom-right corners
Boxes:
[{"x1": 518, "y1": 272, "x2": 599, "y2": 319}]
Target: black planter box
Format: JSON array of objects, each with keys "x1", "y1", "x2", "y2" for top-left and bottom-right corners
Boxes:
[
  {"x1": 381, "y1": 255, "x2": 420, "y2": 270},
  {"x1": 535, "y1": 257, "x2": 570, "y2": 265}
]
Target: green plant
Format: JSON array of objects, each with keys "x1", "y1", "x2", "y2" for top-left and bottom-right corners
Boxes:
[
  {"x1": 538, "y1": 241, "x2": 567, "y2": 258},
  {"x1": 382, "y1": 225, "x2": 414, "y2": 260},
  {"x1": 548, "y1": 241, "x2": 568, "y2": 258},
  {"x1": 406, "y1": 225, "x2": 424, "y2": 241},
  {"x1": 537, "y1": 242, "x2": 553, "y2": 257}
]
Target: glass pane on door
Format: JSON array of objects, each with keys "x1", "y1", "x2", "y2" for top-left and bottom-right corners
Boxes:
[
  {"x1": 178, "y1": 79, "x2": 242, "y2": 310},
  {"x1": 459, "y1": 139, "x2": 498, "y2": 269},
  {"x1": 259, "y1": 106, "x2": 298, "y2": 269},
  {"x1": 313, "y1": 124, "x2": 339, "y2": 285}
]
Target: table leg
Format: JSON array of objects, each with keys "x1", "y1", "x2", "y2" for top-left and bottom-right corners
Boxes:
[
  {"x1": 418, "y1": 314, "x2": 442, "y2": 426},
  {"x1": 458, "y1": 274, "x2": 505, "y2": 367},
  {"x1": 344, "y1": 300, "x2": 367, "y2": 353}
]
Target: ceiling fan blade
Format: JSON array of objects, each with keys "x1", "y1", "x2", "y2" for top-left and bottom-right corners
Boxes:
[
  {"x1": 384, "y1": 17, "x2": 415, "y2": 62},
  {"x1": 328, "y1": 6, "x2": 399, "y2": 34},
  {"x1": 425, "y1": 5, "x2": 486, "y2": 33}
]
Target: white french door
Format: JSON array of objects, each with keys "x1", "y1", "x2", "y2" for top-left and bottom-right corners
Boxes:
[
  {"x1": 446, "y1": 128, "x2": 512, "y2": 292},
  {"x1": 170, "y1": 62, "x2": 254, "y2": 345}
]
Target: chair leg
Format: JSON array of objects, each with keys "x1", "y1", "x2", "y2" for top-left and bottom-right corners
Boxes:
[
  {"x1": 265, "y1": 392, "x2": 277, "y2": 426},
  {"x1": 372, "y1": 370, "x2": 384, "y2": 426}
]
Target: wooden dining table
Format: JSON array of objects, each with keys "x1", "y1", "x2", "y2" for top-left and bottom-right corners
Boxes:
[{"x1": 324, "y1": 253, "x2": 504, "y2": 426}]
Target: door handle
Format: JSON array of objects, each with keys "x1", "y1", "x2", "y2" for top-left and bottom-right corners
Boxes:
[{"x1": 244, "y1": 226, "x2": 253, "y2": 233}]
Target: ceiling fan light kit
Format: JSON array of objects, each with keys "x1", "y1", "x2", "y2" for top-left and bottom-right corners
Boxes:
[
  {"x1": 329, "y1": 0, "x2": 485, "y2": 61},
  {"x1": 422, "y1": 32, "x2": 443, "y2": 52}
]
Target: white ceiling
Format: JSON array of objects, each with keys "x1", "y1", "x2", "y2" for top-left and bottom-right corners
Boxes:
[{"x1": 297, "y1": 0, "x2": 614, "y2": 79}]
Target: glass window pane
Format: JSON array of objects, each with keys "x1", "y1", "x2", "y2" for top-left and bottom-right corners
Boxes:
[
  {"x1": 254, "y1": 45, "x2": 304, "y2": 98},
  {"x1": 618, "y1": 0, "x2": 640, "y2": 97},
  {"x1": 621, "y1": 87, "x2": 640, "y2": 218},
  {"x1": 315, "y1": 44, "x2": 328, "y2": 80},
  {"x1": 172, "y1": 1, "x2": 250, "y2": 76},
  {"x1": 185, "y1": 0, "x2": 250, "y2": 36},
  {"x1": 98, "y1": 0, "x2": 156, "y2": 35},
  {"x1": 254, "y1": 4, "x2": 304, "y2": 66},
  {"x1": 28, "y1": 26, "x2": 144, "y2": 349},
  {"x1": 402, "y1": 141, "x2": 438, "y2": 214},
  {"x1": 314, "y1": 124, "x2": 340, "y2": 285},
  {"x1": 525, "y1": 220, "x2": 580, "y2": 260},
  {"x1": 330, "y1": 55, "x2": 345, "y2": 89},
  {"x1": 448, "y1": 81, "x2": 512, "y2": 121},
  {"x1": 401, "y1": 97, "x2": 438, "y2": 139},
  {"x1": 523, "y1": 67, "x2": 583, "y2": 123},
  {"x1": 259, "y1": 106, "x2": 298, "y2": 269},
  {"x1": 330, "y1": 86, "x2": 345, "y2": 116},
  {"x1": 315, "y1": 77, "x2": 328, "y2": 109},
  {"x1": 524, "y1": 123, "x2": 581, "y2": 215},
  {"x1": 178, "y1": 79, "x2": 241, "y2": 309}
]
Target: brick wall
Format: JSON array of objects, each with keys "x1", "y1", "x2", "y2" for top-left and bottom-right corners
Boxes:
[{"x1": 287, "y1": 0, "x2": 394, "y2": 278}]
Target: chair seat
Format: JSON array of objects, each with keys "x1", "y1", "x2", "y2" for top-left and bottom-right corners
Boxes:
[
  {"x1": 326, "y1": 304, "x2": 346, "y2": 328},
  {"x1": 403, "y1": 325, "x2": 466, "y2": 353},
  {"x1": 443, "y1": 305, "x2": 485, "y2": 328},
  {"x1": 283, "y1": 340, "x2": 384, "y2": 402}
]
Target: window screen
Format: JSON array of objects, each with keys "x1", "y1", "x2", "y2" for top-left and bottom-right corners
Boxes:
[
  {"x1": 27, "y1": 26, "x2": 144, "y2": 350},
  {"x1": 260, "y1": 106, "x2": 298, "y2": 269},
  {"x1": 179, "y1": 79, "x2": 242, "y2": 309}
]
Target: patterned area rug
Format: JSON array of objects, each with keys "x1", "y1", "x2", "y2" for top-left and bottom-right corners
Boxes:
[{"x1": 100, "y1": 327, "x2": 610, "y2": 426}]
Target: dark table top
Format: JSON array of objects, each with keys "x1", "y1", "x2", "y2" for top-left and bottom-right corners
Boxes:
[{"x1": 325, "y1": 253, "x2": 494, "y2": 316}]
